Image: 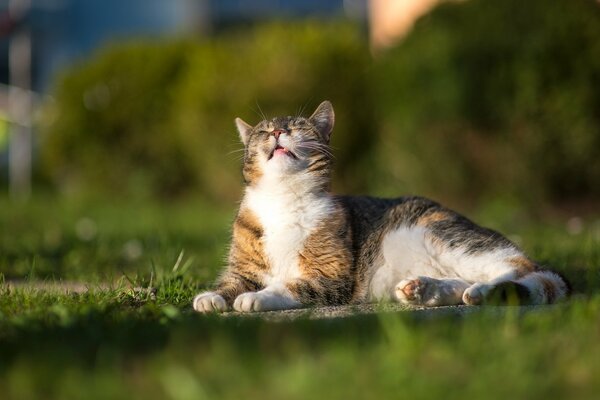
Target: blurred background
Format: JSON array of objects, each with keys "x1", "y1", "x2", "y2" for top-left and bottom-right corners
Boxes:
[
  {"x1": 1, "y1": 0, "x2": 599, "y2": 218},
  {"x1": 2, "y1": 3, "x2": 600, "y2": 397}
]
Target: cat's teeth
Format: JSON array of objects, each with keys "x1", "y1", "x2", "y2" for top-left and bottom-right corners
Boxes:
[{"x1": 271, "y1": 145, "x2": 296, "y2": 159}]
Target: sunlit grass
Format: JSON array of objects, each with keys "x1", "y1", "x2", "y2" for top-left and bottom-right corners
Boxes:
[{"x1": 1, "y1": 197, "x2": 599, "y2": 399}]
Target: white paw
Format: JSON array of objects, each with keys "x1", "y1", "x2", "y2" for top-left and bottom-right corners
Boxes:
[
  {"x1": 395, "y1": 276, "x2": 469, "y2": 306},
  {"x1": 462, "y1": 283, "x2": 492, "y2": 305},
  {"x1": 395, "y1": 276, "x2": 443, "y2": 306},
  {"x1": 233, "y1": 291, "x2": 300, "y2": 312},
  {"x1": 395, "y1": 277, "x2": 425, "y2": 304},
  {"x1": 193, "y1": 292, "x2": 228, "y2": 313}
]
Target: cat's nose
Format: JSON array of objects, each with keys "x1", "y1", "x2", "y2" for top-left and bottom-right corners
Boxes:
[{"x1": 272, "y1": 129, "x2": 285, "y2": 139}]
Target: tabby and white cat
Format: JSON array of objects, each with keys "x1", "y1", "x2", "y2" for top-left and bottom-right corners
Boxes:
[{"x1": 193, "y1": 101, "x2": 569, "y2": 313}]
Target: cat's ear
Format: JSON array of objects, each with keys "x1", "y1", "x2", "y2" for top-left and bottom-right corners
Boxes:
[
  {"x1": 235, "y1": 117, "x2": 253, "y2": 146},
  {"x1": 309, "y1": 100, "x2": 335, "y2": 143}
]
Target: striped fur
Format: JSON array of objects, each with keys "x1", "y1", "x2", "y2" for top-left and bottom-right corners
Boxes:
[{"x1": 193, "y1": 101, "x2": 570, "y2": 313}]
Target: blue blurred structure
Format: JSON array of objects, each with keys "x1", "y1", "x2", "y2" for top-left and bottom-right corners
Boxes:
[
  {"x1": 0, "y1": 0, "x2": 202, "y2": 92},
  {"x1": 0, "y1": 0, "x2": 362, "y2": 92}
]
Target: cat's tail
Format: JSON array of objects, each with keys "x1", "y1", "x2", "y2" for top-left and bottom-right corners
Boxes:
[
  {"x1": 464, "y1": 268, "x2": 571, "y2": 306},
  {"x1": 511, "y1": 269, "x2": 571, "y2": 304}
]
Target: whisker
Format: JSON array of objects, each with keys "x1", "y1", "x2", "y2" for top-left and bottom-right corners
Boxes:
[
  {"x1": 255, "y1": 100, "x2": 268, "y2": 121},
  {"x1": 299, "y1": 142, "x2": 332, "y2": 153},
  {"x1": 301, "y1": 140, "x2": 333, "y2": 150},
  {"x1": 296, "y1": 101, "x2": 309, "y2": 119},
  {"x1": 226, "y1": 148, "x2": 246, "y2": 157},
  {"x1": 225, "y1": 138, "x2": 247, "y2": 162},
  {"x1": 250, "y1": 107, "x2": 262, "y2": 121},
  {"x1": 301, "y1": 97, "x2": 315, "y2": 118},
  {"x1": 298, "y1": 142, "x2": 335, "y2": 159}
]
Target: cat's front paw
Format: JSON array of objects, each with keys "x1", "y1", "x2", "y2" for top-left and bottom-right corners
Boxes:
[
  {"x1": 462, "y1": 283, "x2": 492, "y2": 305},
  {"x1": 193, "y1": 292, "x2": 228, "y2": 313},
  {"x1": 233, "y1": 291, "x2": 301, "y2": 312},
  {"x1": 233, "y1": 292, "x2": 274, "y2": 312}
]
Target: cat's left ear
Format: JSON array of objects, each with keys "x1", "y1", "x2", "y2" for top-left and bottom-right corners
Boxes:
[
  {"x1": 235, "y1": 117, "x2": 253, "y2": 146},
  {"x1": 309, "y1": 100, "x2": 335, "y2": 143}
]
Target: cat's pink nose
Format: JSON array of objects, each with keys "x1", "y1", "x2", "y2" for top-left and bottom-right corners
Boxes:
[{"x1": 272, "y1": 129, "x2": 285, "y2": 139}]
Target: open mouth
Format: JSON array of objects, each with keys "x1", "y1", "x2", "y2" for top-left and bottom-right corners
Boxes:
[{"x1": 269, "y1": 144, "x2": 297, "y2": 160}]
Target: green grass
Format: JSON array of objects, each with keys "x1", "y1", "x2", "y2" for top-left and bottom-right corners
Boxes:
[{"x1": 1, "y1": 197, "x2": 600, "y2": 400}]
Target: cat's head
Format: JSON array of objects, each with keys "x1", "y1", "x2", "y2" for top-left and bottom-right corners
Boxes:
[{"x1": 235, "y1": 101, "x2": 335, "y2": 186}]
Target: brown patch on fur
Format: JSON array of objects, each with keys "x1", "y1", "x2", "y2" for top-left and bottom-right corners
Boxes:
[
  {"x1": 417, "y1": 210, "x2": 453, "y2": 226},
  {"x1": 230, "y1": 208, "x2": 268, "y2": 272},
  {"x1": 291, "y1": 205, "x2": 354, "y2": 305},
  {"x1": 234, "y1": 207, "x2": 263, "y2": 242},
  {"x1": 508, "y1": 256, "x2": 537, "y2": 278},
  {"x1": 539, "y1": 276, "x2": 557, "y2": 304},
  {"x1": 214, "y1": 207, "x2": 268, "y2": 304},
  {"x1": 242, "y1": 149, "x2": 263, "y2": 185}
]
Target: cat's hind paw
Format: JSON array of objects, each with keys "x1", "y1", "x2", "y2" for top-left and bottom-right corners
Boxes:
[
  {"x1": 193, "y1": 292, "x2": 228, "y2": 313},
  {"x1": 462, "y1": 283, "x2": 492, "y2": 305},
  {"x1": 463, "y1": 282, "x2": 532, "y2": 305},
  {"x1": 395, "y1": 277, "x2": 426, "y2": 304},
  {"x1": 395, "y1": 276, "x2": 468, "y2": 306},
  {"x1": 395, "y1": 277, "x2": 445, "y2": 306}
]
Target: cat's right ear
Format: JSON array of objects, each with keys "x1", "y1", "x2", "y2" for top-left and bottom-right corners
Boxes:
[{"x1": 235, "y1": 118, "x2": 253, "y2": 146}]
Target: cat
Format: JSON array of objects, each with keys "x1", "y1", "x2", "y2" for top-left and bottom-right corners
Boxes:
[{"x1": 193, "y1": 101, "x2": 570, "y2": 313}]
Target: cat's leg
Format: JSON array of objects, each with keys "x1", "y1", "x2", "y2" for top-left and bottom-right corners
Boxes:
[
  {"x1": 461, "y1": 270, "x2": 521, "y2": 305},
  {"x1": 461, "y1": 255, "x2": 546, "y2": 305},
  {"x1": 460, "y1": 254, "x2": 570, "y2": 306},
  {"x1": 399, "y1": 203, "x2": 570, "y2": 306},
  {"x1": 463, "y1": 270, "x2": 569, "y2": 305},
  {"x1": 232, "y1": 276, "x2": 350, "y2": 312},
  {"x1": 395, "y1": 277, "x2": 471, "y2": 306}
]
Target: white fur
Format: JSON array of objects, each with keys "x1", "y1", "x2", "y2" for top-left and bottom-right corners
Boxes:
[
  {"x1": 193, "y1": 292, "x2": 227, "y2": 313},
  {"x1": 244, "y1": 162, "x2": 333, "y2": 294},
  {"x1": 395, "y1": 276, "x2": 470, "y2": 306},
  {"x1": 233, "y1": 286, "x2": 302, "y2": 312},
  {"x1": 369, "y1": 227, "x2": 435, "y2": 301},
  {"x1": 369, "y1": 226, "x2": 523, "y2": 302},
  {"x1": 517, "y1": 271, "x2": 568, "y2": 304},
  {"x1": 462, "y1": 283, "x2": 494, "y2": 305}
]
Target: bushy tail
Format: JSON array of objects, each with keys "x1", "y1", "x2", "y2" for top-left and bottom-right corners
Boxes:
[
  {"x1": 482, "y1": 270, "x2": 571, "y2": 305},
  {"x1": 515, "y1": 270, "x2": 571, "y2": 304}
]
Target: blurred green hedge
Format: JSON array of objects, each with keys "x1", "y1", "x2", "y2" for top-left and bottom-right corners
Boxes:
[
  {"x1": 42, "y1": 23, "x2": 374, "y2": 200},
  {"x1": 372, "y1": 0, "x2": 600, "y2": 209},
  {"x1": 41, "y1": 0, "x2": 600, "y2": 210}
]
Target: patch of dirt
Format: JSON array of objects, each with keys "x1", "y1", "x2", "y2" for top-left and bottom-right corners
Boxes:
[
  {"x1": 221, "y1": 303, "x2": 554, "y2": 321},
  {"x1": 2, "y1": 280, "x2": 110, "y2": 293}
]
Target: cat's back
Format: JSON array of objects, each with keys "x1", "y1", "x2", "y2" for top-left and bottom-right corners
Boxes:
[
  {"x1": 336, "y1": 194, "x2": 512, "y2": 251},
  {"x1": 336, "y1": 195, "x2": 443, "y2": 243}
]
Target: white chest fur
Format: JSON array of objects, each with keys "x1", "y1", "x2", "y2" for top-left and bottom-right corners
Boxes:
[{"x1": 244, "y1": 174, "x2": 333, "y2": 287}]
